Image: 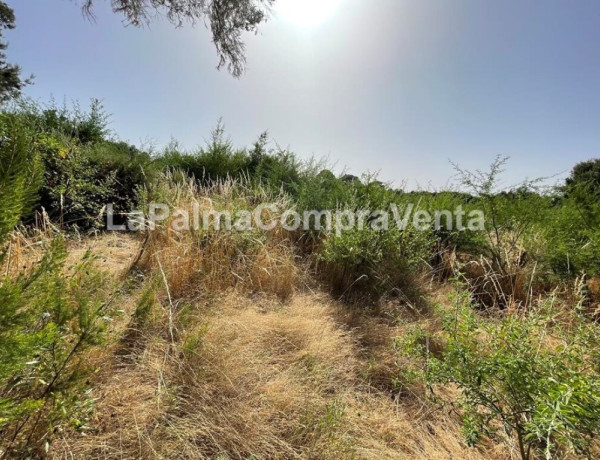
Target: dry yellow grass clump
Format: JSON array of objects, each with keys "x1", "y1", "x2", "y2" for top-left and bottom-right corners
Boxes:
[{"x1": 135, "y1": 173, "x2": 298, "y2": 301}]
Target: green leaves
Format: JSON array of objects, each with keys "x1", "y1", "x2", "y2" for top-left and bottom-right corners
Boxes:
[
  {"x1": 0, "y1": 238, "x2": 111, "y2": 454},
  {"x1": 321, "y1": 224, "x2": 432, "y2": 300},
  {"x1": 0, "y1": 113, "x2": 43, "y2": 245},
  {"x1": 402, "y1": 292, "x2": 600, "y2": 459}
]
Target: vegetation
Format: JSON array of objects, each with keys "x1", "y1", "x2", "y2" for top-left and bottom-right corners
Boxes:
[
  {"x1": 1, "y1": 99, "x2": 600, "y2": 458},
  {"x1": 399, "y1": 289, "x2": 600, "y2": 460},
  {"x1": 0, "y1": 240, "x2": 113, "y2": 457},
  {"x1": 0, "y1": 105, "x2": 116, "y2": 457},
  {"x1": 0, "y1": 112, "x2": 42, "y2": 244}
]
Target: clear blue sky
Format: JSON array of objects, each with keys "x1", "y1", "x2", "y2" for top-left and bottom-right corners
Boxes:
[{"x1": 6, "y1": 0, "x2": 600, "y2": 189}]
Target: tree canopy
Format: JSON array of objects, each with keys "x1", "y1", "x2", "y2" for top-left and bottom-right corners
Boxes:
[
  {"x1": 566, "y1": 159, "x2": 600, "y2": 197},
  {"x1": 564, "y1": 159, "x2": 600, "y2": 228},
  {"x1": 0, "y1": 1, "x2": 30, "y2": 103},
  {"x1": 82, "y1": 0, "x2": 274, "y2": 77}
]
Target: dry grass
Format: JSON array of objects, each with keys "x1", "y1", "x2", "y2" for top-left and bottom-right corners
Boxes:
[
  {"x1": 436, "y1": 245, "x2": 538, "y2": 311},
  {"x1": 53, "y1": 286, "x2": 504, "y2": 459},
  {"x1": 1, "y1": 230, "x2": 51, "y2": 278},
  {"x1": 65, "y1": 232, "x2": 142, "y2": 278},
  {"x1": 1, "y1": 229, "x2": 140, "y2": 280},
  {"x1": 135, "y1": 173, "x2": 298, "y2": 301}
]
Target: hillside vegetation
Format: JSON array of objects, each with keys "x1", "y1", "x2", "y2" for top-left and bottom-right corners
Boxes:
[{"x1": 1, "y1": 101, "x2": 600, "y2": 459}]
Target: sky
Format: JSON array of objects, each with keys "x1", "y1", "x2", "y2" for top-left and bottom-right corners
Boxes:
[{"x1": 6, "y1": 0, "x2": 600, "y2": 189}]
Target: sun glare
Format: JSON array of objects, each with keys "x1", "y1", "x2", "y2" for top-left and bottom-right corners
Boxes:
[{"x1": 276, "y1": 0, "x2": 342, "y2": 27}]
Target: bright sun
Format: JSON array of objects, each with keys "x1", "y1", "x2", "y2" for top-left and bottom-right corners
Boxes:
[{"x1": 276, "y1": 0, "x2": 342, "y2": 27}]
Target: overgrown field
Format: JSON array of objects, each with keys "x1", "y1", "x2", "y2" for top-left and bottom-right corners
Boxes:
[{"x1": 1, "y1": 101, "x2": 600, "y2": 459}]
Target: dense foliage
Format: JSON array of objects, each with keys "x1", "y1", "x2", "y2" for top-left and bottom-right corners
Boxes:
[
  {"x1": 0, "y1": 112, "x2": 42, "y2": 244},
  {"x1": 0, "y1": 100, "x2": 151, "y2": 230}
]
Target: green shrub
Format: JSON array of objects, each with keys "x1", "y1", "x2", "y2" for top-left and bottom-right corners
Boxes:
[
  {"x1": 564, "y1": 159, "x2": 600, "y2": 228},
  {"x1": 453, "y1": 157, "x2": 553, "y2": 273},
  {"x1": 0, "y1": 99, "x2": 151, "y2": 230},
  {"x1": 248, "y1": 133, "x2": 302, "y2": 196},
  {"x1": 320, "y1": 225, "x2": 432, "y2": 301},
  {"x1": 540, "y1": 198, "x2": 600, "y2": 277},
  {"x1": 158, "y1": 127, "x2": 304, "y2": 197},
  {"x1": 21, "y1": 98, "x2": 109, "y2": 145},
  {"x1": 158, "y1": 123, "x2": 251, "y2": 185},
  {"x1": 399, "y1": 190, "x2": 485, "y2": 255},
  {"x1": 399, "y1": 290, "x2": 600, "y2": 459},
  {"x1": 294, "y1": 169, "x2": 354, "y2": 228},
  {"x1": 542, "y1": 159, "x2": 600, "y2": 277},
  {"x1": 195, "y1": 123, "x2": 251, "y2": 184},
  {"x1": 0, "y1": 112, "x2": 43, "y2": 244},
  {"x1": 35, "y1": 135, "x2": 150, "y2": 229},
  {"x1": 82, "y1": 140, "x2": 152, "y2": 222},
  {"x1": 0, "y1": 239, "x2": 113, "y2": 456},
  {"x1": 36, "y1": 135, "x2": 107, "y2": 228}
]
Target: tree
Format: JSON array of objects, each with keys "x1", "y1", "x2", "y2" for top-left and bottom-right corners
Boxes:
[
  {"x1": 82, "y1": 0, "x2": 274, "y2": 77},
  {"x1": 564, "y1": 159, "x2": 600, "y2": 227},
  {"x1": 565, "y1": 159, "x2": 600, "y2": 199},
  {"x1": 0, "y1": 1, "x2": 31, "y2": 103}
]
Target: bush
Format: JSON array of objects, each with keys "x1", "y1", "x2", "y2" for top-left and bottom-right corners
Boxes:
[
  {"x1": 541, "y1": 198, "x2": 600, "y2": 277},
  {"x1": 248, "y1": 133, "x2": 302, "y2": 196},
  {"x1": 22, "y1": 98, "x2": 109, "y2": 145},
  {"x1": 320, "y1": 225, "x2": 432, "y2": 301},
  {"x1": 295, "y1": 168, "x2": 355, "y2": 219},
  {"x1": 0, "y1": 239, "x2": 112, "y2": 456},
  {"x1": 157, "y1": 123, "x2": 251, "y2": 185},
  {"x1": 542, "y1": 160, "x2": 600, "y2": 277},
  {"x1": 81, "y1": 140, "x2": 152, "y2": 223},
  {"x1": 564, "y1": 159, "x2": 600, "y2": 225},
  {"x1": 158, "y1": 127, "x2": 304, "y2": 197},
  {"x1": 0, "y1": 99, "x2": 151, "y2": 230},
  {"x1": 0, "y1": 112, "x2": 43, "y2": 244},
  {"x1": 399, "y1": 290, "x2": 600, "y2": 459},
  {"x1": 36, "y1": 135, "x2": 147, "y2": 229}
]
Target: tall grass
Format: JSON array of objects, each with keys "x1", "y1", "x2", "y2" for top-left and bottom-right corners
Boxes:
[{"x1": 136, "y1": 171, "x2": 298, "y2": 301}]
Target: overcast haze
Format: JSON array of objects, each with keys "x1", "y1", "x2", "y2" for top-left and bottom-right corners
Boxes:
[{"x1": 7, "y1": 0, "x2": 600, "y2": 188}]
